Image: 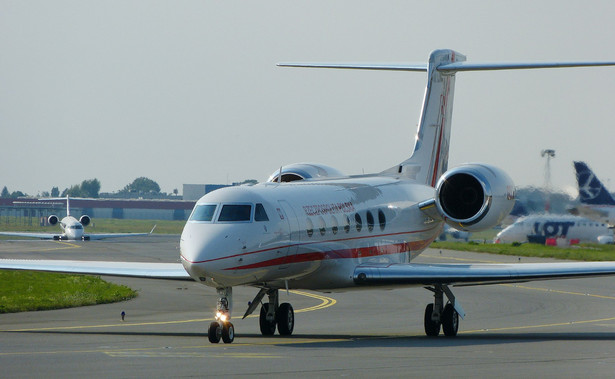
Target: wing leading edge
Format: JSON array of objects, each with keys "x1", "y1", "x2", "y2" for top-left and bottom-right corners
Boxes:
[
  {"x1": 353, "y1": 262, "x2": 615, "y2": 287},
  {"x1": 0, "y1": 232, "x2": 57, "y2": 239},
  {"x1": 0, "y1": 259, "x2": 191, "y2": 280}
]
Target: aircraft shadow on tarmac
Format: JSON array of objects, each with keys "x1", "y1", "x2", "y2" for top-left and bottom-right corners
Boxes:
[{"x1": 8, "y1": 330, "x2": 615, "y2": 348}]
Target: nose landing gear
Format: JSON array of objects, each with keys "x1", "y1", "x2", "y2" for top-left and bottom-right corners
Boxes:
[{"x1": 208, "y1": 287, "x2": 234, "y2": 344}]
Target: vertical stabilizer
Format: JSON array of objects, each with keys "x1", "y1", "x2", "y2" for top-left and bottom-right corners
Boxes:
[
  {"x1": 574, "y1": 161, "x2": 615, "y2": 205},
  {"x1": 385, "y1": 49, "x2": 465, "y2": 186},
  {"x1": 66, "y1": 195, "x2": 71, "y2": 216}
]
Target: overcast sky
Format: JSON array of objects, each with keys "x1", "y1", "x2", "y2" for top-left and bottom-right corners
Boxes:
[{"x1": 2, "y1": 1, "x2": 615, "y2": 196}]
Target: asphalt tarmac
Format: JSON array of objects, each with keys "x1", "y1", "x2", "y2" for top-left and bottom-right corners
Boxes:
[{"x1": 2, "y1": 236, "x2": 615, "y2": 378}]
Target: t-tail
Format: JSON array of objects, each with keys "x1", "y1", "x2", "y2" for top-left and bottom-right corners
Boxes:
[
  {"x1": 279, "y1": 50, "x2": 615, "y2": 186},
  {"x1": 574, "y1": 161, "x2": 615, "y2": 205}
]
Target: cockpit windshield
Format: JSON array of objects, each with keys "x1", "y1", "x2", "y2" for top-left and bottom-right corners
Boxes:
[
  {"x1": 190, "y1": 204, "x2": 218, "y2": 222},
  {"x1": 68, "y1": 224, "x2": 83, "y2": 230},
  {"x1": 218, "y1": 204, "x2": 252, "y2": 222}
]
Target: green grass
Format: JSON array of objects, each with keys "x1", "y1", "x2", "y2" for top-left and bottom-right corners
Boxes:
[
  {"x1": 0, "y1": 216, "x2": 185, "y2": 235},
  {"x1": 431, "y1": 241, "x2": 615, "y2": 261},
  {"x1": 0, "y1": 270, "x2": 137, "y2": 313}
]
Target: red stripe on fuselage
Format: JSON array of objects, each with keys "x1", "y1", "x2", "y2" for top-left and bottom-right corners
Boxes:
[{"x1": 222, "y1": 237, "x2": 436, "y2": 271}]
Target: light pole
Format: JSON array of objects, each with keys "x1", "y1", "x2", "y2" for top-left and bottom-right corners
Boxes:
[{"x1": 541, "y1": 149, "x2": 555, "y2": 212}]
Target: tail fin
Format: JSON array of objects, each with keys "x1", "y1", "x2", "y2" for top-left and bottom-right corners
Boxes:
[
  {"x1": 390, "y1": 50, "x2": 465, "y2": 186},
  {"x1": 573, "y1": 161, "x2": 615, "y2": 205}
]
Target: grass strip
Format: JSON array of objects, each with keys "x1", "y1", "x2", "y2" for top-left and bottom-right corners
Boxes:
[
  {"x1": 431, "y1": 241, "x2": 615, "y2": 261},
  {"x1": 0, "y1": 270, "x2": 137, "y2": 313}
]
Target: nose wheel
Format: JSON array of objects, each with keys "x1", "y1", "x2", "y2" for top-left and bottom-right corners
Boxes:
[
  {"x1": 208, "y1": 321, "x2": 235, "y2": 344},
  {"x1": 208, "y1": 287, "x2": 235, "y2": 344}
]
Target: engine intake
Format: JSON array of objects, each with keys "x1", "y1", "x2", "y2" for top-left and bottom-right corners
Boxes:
[
  {"x1": 79, "y1": 215, "x2": 91, "y2": 227},
  {"x1": 434, "y1": 164, "x2": 515, "y2": 232},
  {"x1": 48, "y1": 215, "x2": 59, "y2": 225}
]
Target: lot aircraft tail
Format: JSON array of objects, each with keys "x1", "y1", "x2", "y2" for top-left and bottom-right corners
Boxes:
[{"x1": 574, "y1": 161, "x2": 615, "y2": 205}]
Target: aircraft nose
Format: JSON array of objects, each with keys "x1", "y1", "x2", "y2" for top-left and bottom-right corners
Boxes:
[{"x1": 179, "y1": 223, "x2": 239, "y2": 279}]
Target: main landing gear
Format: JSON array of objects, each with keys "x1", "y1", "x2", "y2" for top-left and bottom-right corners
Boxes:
[
  {"x1": 258, "y1": 289, "x2": 294, "y2": 336},
  {"x1": 424, "y1": 284, "x2": 464, "y2": 337},
  {"x1": 242, "y1": 288, "x2": 294, "y2": 337},
  {"x1": 208, "y1": 287, "x2": 235, "y2": 344}
]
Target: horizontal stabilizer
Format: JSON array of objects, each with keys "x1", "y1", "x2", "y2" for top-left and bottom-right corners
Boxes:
[
  {"x1": 277, "y1": 62, "x2": 428, "y2": 72},
  {"x1": 438, "y1": 61, "x2": 615, "y2": 73},
  {"x1": 279, "y1": 60, "x2": 615, "y2": 74}
]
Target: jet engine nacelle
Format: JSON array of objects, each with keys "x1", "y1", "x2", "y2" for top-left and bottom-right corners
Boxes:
[
  {"x1": 435, "y1": 163, "x2": 515, "y2": 232},
  {"x1": 267, "y1": 163, "x2": 345, "y2": 183},
  {"x1": 79, "y1": 215, "x2": 91, "y2": 227},
  {"x1": 48, "y1": 215, "x2": 59, "y2": 225}
]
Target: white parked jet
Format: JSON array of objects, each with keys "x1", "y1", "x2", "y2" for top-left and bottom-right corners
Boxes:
[
  {"x1": 495, "y1": 214, "x2": 612, "y2": 244},
  {"x1": 4, "y1": 50, "x2": 615, "y2": 344},
  {"x1": 0, "y1": 196, "x2": 155, "y2": 241}
]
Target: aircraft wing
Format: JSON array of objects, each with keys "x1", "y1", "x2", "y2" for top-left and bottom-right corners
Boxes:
[
  {"x1": 0, "y1": 232, "x2": 58, "y2": 239},
  {"x1": 353, "y1": 261, "x2": 615, "y2": 287},
  {"x1": 86, "y1": 232, "x2": 151, "y2": 240},
  {"x1": 0, "y1": 259, "x2": 192, "y2": 280}
]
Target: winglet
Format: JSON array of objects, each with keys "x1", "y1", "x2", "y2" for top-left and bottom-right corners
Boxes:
[{"x1": 149, "y1": 224, "x2": 157, "y2": 235}]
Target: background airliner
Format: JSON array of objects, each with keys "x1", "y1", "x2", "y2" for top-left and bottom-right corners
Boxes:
[
  {"x1": 0, "y1": 196, "x2": 155, "y2": 241},
  {"x1": 4, "y1": 50, "x2": 615, "y2": 344},
  {"x1": 569, "y1": 161, "x2": 615, "y2": 226},
  {"x1": 495, "y1": 214, "x2": 612, "y2": 244}
]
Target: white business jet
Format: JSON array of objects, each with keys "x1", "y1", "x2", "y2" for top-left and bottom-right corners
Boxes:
[
  {"x1": 0, "y1": 196, "x2": 155, "y2": 240},
  {"x1": 4, "y1": 49, "x2": 615, "y2": 344}
]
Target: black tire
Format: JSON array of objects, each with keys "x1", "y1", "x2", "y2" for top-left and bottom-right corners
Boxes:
[
  {"x1": 276, "y1": 303, "x2": 294, "y2": 336},
  {"x1": 259, "y1": 304, "x2": 276, "y2": 336},
  {"x1": 424, "y1": 303, "x2": 441, "y2": 337},
  {"x1": 208, "y1": 321, "x2": 221, "y2": 343},
  {"x1": 441, "y1": 303, "x2": 459, "y2": 337},
  {"x1": 221, "y1": 322, "x2": 235, "y2": 343}
]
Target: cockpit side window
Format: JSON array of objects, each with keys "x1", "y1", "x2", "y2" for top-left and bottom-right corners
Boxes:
[
  {"x1": 218, "y1": 204, "x2": 252, "y2": 222},
  {"x1": 190, "y1": 204, "x2": 218, "y2": 222},
  {"x1": 255, "y1": 203, "x2": 269, "y2": 222}
]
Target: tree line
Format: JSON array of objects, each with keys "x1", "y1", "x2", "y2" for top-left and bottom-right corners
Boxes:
[{"x1": 1, "y1": 177, "x2": 169, "y2": 199}]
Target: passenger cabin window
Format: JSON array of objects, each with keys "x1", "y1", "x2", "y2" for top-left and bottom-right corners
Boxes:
[
  {"x1": 355, "y1": 213, "x2": 362, "y2": 232},
  {"x1": 318, "y1": 216, "x2": 326, "y2": 236},
  {"x1": 306, "y1": 218, "x2": 314, "y2": 237},
  {"x1": 190, "y1": 204, "x2": 217, "y2": 222},
  {"x1": 331, "y1": 215, "x2": 339, "y2": 235},
  {"x1": 366, "y1": 211, "x2": 374, "y2": 232},
  {"x1": 218, "y1": 204, "x2": 252, "y2": 222},
  {"x1": 255, "y1": 203, "x2": 269, "y2": 222},
  {"x1": 378, "y1": 209, "x2": 386, "y2": 231},
  {"x1": 344, "y1": 215, "x2": 351, "y2": 233}
]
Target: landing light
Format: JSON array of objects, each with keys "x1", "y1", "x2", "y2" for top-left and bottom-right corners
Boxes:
[{"x1": 216, "y1": 312, "x2": 228, "y2": 322}]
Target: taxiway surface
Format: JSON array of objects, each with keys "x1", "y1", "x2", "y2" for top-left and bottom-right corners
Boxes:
[{"x1": 2, "y1": 236, "x2": 615, "y2": 377}]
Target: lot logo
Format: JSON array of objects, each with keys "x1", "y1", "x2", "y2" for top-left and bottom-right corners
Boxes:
[{"x1": 534, "y1": 221, "x2": 575, "y2": 237}]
